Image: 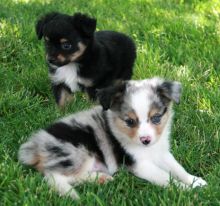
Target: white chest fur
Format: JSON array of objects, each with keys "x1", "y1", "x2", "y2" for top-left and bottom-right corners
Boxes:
[{"x1": 50, "y1": 63, "x2": 93, "y2": 92}]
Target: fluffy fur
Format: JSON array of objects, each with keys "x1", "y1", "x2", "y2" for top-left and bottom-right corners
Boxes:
[
  {"x1": 18, "y1": 78, "x2": 207, "y2": 199},
  {"x1": 36, "y1": 12, "x2": 136, "y2": 106}
]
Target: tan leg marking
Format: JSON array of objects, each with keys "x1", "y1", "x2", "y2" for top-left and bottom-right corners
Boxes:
[{"x1": 58, "y1": 89, "x2": 73, "y2": 107}]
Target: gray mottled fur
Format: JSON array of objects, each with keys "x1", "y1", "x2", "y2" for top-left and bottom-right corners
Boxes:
[
  {"x1": 18, "y1": 77, "x2": 184, "y2": 199},
  {"x1": 19, "y1": 106, "x2": 118, "y2": 174}
]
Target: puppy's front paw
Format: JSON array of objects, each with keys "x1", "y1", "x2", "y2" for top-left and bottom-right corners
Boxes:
[
  {"x1": 173, "y1": 179, "x2": 190, "y2": 190},
  {"x1": 98, "y1": 174, "x2": 114, "y2": 184},
  {"x1": 189, "y1": 176, "x2": 207, "y2": 188}
]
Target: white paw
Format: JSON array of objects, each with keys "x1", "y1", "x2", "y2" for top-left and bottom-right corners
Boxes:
[
  {"x1": 190, "y1": 176, "x2": 207, "y2": 188},
  {"x1": 173, "y1": 180, "x2": 190, "y2": 190}
]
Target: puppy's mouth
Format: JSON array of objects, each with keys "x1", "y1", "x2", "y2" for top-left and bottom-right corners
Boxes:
[
  {"x1": 46, "y1": 59, "x2": 69, "y2": 67},
  {"x1": 140, "y1": 136, "x2": 151, "y2": 145}
]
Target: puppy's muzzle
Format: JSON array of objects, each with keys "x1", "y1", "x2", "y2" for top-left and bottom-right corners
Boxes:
[
  {"x1": 47, "y1": 56, "x2": 57, "y2": 64},
  {"x1": 140, "y1": 136, "x2": 151, "y2": 145}
]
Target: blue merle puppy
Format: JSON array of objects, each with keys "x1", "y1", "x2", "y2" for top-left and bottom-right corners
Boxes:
[{"x1": 18, "y1": 78, "x2": 207, "y2": 199}]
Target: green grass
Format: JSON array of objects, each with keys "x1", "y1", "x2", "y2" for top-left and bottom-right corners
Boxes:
[{"x1": 0, "y1": 0, "x2": 220, "y2": 205}]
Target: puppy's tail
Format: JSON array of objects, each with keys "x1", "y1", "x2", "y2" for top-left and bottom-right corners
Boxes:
[
  {"x1": 18, "y1": 137, "x2": 39, "y2": 167},
  {"x1": 18, "y1": 130, "x2": 80, "y2": 199},
  {"x1": 18, "y1": 130, "x2": 48, "y2": 171}
]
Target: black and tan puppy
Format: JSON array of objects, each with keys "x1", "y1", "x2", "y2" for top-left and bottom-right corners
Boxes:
[{"x1": 36, "y1": 12, "x2": 136, "y2": 106}]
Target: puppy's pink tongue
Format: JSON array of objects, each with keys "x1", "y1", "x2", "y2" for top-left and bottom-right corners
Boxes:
[{"x1": 140, "y1": 136, "x2": 151, "y2": 145}]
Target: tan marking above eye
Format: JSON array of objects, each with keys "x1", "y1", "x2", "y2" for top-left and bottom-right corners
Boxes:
[
  {"x1": 45, "y1": 36, "x2": 49, "y2": 41},
  {"x1": 127, "y1": 111, "x2": 138, "y2": 121},
  {"x1": 60, "y1": 38, "x2": 68, "y2": 43},
  {"x1": 148, "y1": 107, "x2": 161, "y2": 119}
]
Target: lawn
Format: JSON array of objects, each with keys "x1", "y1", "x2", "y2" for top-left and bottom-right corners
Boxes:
[{"x1": 0, "y1": 0, "x2": 220, "y2": 205}]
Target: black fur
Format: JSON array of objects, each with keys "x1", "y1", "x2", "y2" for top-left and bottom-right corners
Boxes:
[
  {"x1": 46, "y1": 145, "x2": 69, "y2": 157},
  {"x1": 45, "y1": 115, "x2": 134, "y2": 169},
  {"x1": 51, "y1": 83, "x2": 72, "y2": 105},
  {"x1": 91, "y1": 111, "x2": 134, "y2": 167},
  {"x1": 103, "y1": 112, "x2": 134, "y2": 166},
  {"x1": 58, "y1": 160, "x2": 73, "y2": 168},
  {"x1": 46, "y1": 122, "x2": 105, "y2": 164},
  {"x1": 156, "y1": 81, "x2": 181, "y2": 104},
  {"x1": 36, "y1": 12, "x2": 136, "y2": 105},
  {"x1": 96, "y1": 82, "x2": 127, "y2": 110}
]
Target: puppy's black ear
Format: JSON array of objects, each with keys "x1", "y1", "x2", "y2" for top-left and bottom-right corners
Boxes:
[
  {"x1": 96, "y1": 82, "x2": 126, "y2": 110},
  {"x1": 72, "y1": 13, "x2": 96, "y2": 38},
  {"x1": 157, "y1": 81, "x2": 182, "y2": 104},
  {"x1": 36, "y1": 12, "x2": 59, "y2": 40}
]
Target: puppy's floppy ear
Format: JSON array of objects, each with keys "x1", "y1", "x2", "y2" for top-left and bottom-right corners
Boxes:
[
  {"x1": 36, "y1": 12, "x2": 59, "y2": 40},
  {"x1": 157, "y1": 81, "x2": 182, "y2": 104},
  {"x1": 96, "y1": 82, "x2": 126, "y2": 110},
  {"x1": 72, "y1": 13, "x2": 96, "y2": 38}
]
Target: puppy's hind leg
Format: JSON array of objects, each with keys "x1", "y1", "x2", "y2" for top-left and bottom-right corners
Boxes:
[
  {"x1": 80, "y1": 172, "x2": 114, "y2": 184},
  {"x1": 72, "y1": 158, "x2": 114, "y2": 185},
  {"x1": 45, "y1": 172, "x2": 79, "y2": 199}
]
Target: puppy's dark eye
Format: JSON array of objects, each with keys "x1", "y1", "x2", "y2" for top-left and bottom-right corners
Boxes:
[
  {"x1": 125, "y1": 118, "x2": 137, "y2": 128},
  {"x1": 61, "y1": 42, "x2": 72, "y2": 50},
  {"x1": 151, "y1": 115, "x2": 162, "y2": 125}
]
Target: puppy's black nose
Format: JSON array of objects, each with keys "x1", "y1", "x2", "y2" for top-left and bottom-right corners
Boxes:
[{"x1": 140, "y1": 136, "x2": 151, "y2": 145}]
